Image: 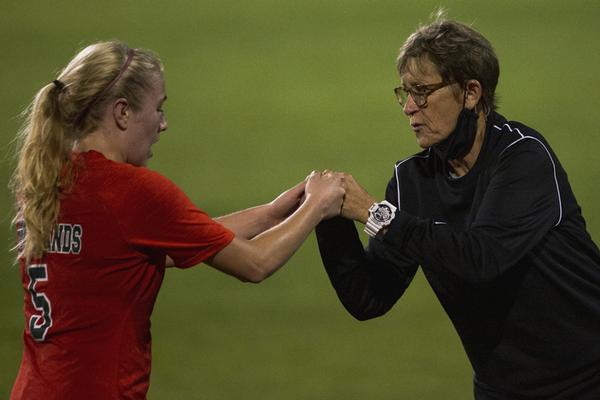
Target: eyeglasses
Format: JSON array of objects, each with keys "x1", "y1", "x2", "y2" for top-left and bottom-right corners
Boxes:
[{"x1": 393, "y1": 81, "x2": 454, "y2": 108}]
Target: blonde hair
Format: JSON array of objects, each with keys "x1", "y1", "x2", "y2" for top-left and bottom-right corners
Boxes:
[{"x1": 11, "y1": 41, "x2": 164, "y2": 261}]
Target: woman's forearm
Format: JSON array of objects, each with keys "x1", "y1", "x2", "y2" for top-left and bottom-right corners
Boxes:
[
  {"x1": 206, "y1": 173, "x2": 344, "y2": 282},
  {"x1": 207, "y1": 196, "x2": 324, "y2": 282},
  {"x1": 215, "y1": 204, "x2": 278, "y2": 239},
  {"x1": 215, "y1": 180, "x2": 305, "y2": 239}
]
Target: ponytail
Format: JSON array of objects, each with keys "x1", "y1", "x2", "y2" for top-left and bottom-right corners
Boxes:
[{"x1": 11, "y1": 80, "x2": 77, "y2": 261}]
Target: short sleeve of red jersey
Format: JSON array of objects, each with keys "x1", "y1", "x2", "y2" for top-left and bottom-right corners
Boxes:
[{"x1": 111, "y1": 168, "x2": 234, "y2": 268}]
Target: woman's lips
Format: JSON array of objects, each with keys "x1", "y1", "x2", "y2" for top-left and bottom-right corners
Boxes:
[{"x1": 411, "y1": 122, "x2": 424, "y2": 132}]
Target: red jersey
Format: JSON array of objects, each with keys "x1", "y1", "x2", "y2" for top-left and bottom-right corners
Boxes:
[{"x1": 11, "y1": 151, "x2": 234, "y2": 400}]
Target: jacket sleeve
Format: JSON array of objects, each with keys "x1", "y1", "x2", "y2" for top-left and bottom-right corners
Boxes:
[
  {"x1": 316, "y1": 214, "x2": 419, "y2": 321},
  {"x1": 383, "y1": 137, "x2": 562, "y2": 284}
]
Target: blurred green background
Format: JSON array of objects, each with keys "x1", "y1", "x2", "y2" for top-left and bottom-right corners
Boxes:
[{"x1": 1, "y1": 1, "x2": 599, "y2": 398}]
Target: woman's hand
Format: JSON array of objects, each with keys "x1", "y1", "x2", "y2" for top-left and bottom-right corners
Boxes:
[
  {"x1": 337, "y1": 172, "x2": 376, "y2": 224},
  {"x1": 309, "y1": 170, "x2": 376, "y2": 224},
  {"x1": 305, "y1": 171, "x2": 346, "y2": 220},
  {"x1": 268, "y1": 180, "x2": 306, "y2": 224}
]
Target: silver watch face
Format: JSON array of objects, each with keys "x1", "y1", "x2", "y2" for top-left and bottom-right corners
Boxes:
[{"x1": 373, "y1": 205, "x2": 393, "y2": 222}]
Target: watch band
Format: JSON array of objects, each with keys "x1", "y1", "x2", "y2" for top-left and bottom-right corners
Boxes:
[{"x1": 364, "y1": 218, "x2": 381, "y2": 237}]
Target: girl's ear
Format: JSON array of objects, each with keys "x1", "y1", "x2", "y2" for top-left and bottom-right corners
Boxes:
[{"x1": 113, "y1": 98, "x2": 130, "y2": 130}]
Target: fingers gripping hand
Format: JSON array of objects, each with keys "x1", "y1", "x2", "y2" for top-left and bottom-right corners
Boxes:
[{"x1": 305, "y1": 171, "x2": 346, "y2": 220}]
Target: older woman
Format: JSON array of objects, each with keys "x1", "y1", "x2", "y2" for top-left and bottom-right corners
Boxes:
[
  {"x1": 316, "y1": 18, "x2": 600, "y2": 398},
  {"x1": 10, "y1": 41, "x2": 344, "y2": 399}
]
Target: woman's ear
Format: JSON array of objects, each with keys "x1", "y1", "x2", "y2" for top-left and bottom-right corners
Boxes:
[
  {"x1": 113, "y1": 98, "x2": 130, "y2": 130},
  {"x1": 464, "y1": 79, "x2": 483, "y2": 110}
]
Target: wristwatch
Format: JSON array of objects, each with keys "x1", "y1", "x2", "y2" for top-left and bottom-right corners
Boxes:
[{"x1": 364, "y1": 200, "x2": 397, "y2": 237}]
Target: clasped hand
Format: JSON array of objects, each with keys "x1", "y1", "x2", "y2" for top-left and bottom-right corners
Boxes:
[
  {"x1": 268, "y1": 170, "x2": 376, "y2": 224},
  {"x1": 307, "y1": 170, "x2": 376, "y2": 223}
]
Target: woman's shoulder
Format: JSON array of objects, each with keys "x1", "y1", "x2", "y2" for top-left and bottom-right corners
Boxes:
[
  {"x1": 483, "y1": 113, "x2": 562, "y2": 185},
  {"x1": 77, "y1": 151, "x2": 183, "y2": 201},
  {"x1": 394, "y1": 148, "x2": 432, "y2": 169},
  {"x1": 487, "y1": 112, "x2": 551, "y2": 154},
  {"x1": 393, "y1": 148, "x2": 435, "y2": 180}
]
